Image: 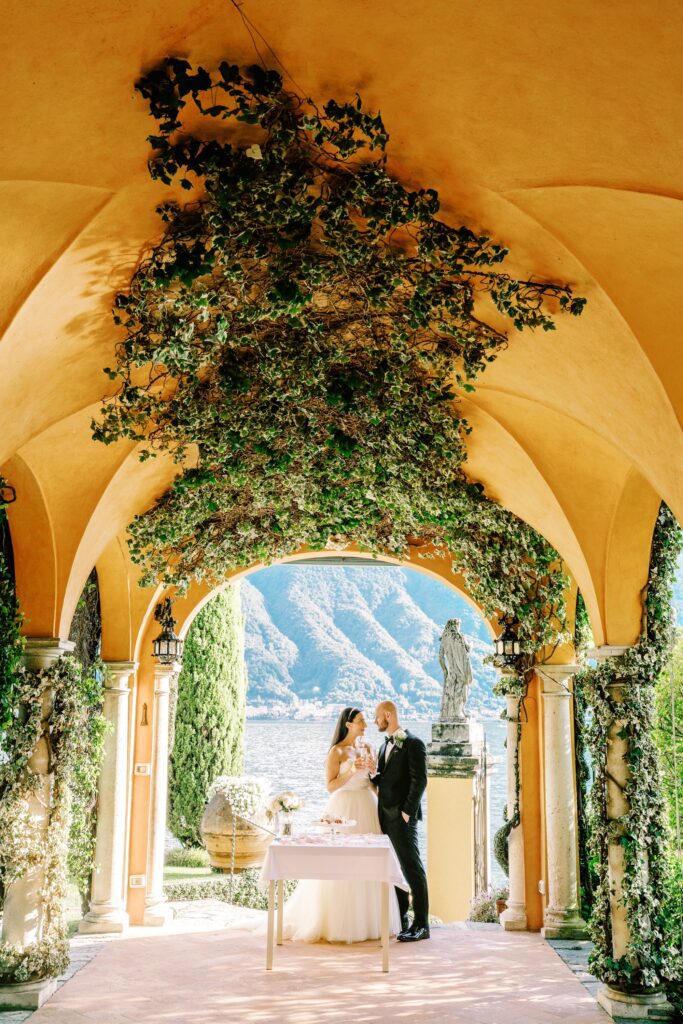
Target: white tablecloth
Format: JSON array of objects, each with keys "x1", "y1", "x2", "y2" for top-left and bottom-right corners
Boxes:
[{"x1": 260, "y1": 833, "x2": 408, "y2": 889}]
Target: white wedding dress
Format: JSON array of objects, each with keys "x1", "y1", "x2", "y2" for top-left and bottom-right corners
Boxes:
[{"x1": 282, "y1": 754, "x2": 402, "y2": 943}]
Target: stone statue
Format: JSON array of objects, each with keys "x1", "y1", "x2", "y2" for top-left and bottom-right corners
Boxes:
[{"x1": 438, "y1": 618, "x2": 473, "y2": 721}]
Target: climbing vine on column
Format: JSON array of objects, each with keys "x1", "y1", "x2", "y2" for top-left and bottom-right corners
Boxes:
[
  {"x1": 578, "y1": 504, "x2": 683, "y2": 990},
  {"x1": 0, "y1": 477, "x2": 108, "y2": 984},
  {"x1": 0, "y1": 656, "x2": 107, "y2": 984}
]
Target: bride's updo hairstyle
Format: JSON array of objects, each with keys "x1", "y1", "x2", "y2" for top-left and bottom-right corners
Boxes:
[{"x1": 329, "y1": 707, "x2": 361, "y2": 749}]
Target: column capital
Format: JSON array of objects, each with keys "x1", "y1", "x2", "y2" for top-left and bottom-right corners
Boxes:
[
  {"x1": 587, "y1": 644, "x2": 632, "y2": 663},
  {"x1": 21, "y1": 637, "x2": 74, "y2": 670},
  {"x1": 104, "y1": 660, "x2": 137, "y2": 673},
  {"x1": 539, "y1": 663, "x2": 581, "y2": 696},
  {"x1": 103, "y1": 661, "x2": 137, "y2": 691},
  {"x1": 152, "y1": 661, "x2": 180, "y2": 693}
]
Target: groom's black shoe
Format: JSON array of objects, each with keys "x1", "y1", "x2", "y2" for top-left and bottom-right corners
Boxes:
[
  {"x1": 399, "y1": 916, "x2": 411, "y2": 936},
  {"x1": 397, "y1": 924, "x2": 430, "y2": 942}
]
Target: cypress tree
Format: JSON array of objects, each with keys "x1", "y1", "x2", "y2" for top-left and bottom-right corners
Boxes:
[{"x1": 169, "y1": 584, "x2": 247, "y2": 847}]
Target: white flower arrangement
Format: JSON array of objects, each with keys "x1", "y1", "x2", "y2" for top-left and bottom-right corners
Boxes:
[
  {"x1": 208, "y1": 775, "x2": 270, "y2": 819},
  {"x1": 266, "y1": 790, "x2": 303, "y2": 818},
  {"x1": 393, "y1": 729, "x2": 408, "y2": 748}
]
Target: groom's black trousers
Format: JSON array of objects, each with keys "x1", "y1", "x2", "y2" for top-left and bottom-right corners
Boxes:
[{"x1": 380, "y1": 814, "x2": 429, "y2": 928}]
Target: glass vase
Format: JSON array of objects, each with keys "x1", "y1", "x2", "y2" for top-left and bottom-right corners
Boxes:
[{"x1": 281, "y1": 812, "x2": 293, "y2": 837}]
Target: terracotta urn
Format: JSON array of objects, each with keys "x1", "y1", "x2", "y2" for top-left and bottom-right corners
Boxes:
[
  {"x1": 495, "y1": 898, "x2": 508, "y2": 917},
  {"x1": 200, "y1": 792, "x2": 273, "y2": 873}
]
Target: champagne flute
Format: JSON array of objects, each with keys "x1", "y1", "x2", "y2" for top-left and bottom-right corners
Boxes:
[{"x1": 356, "y1": 737, "x2": 373, "y2": 772}]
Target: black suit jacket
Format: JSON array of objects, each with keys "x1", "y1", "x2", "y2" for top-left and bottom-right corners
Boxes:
[{"x1": 373, "y1": 731, "x2": 427, "y2": 822}]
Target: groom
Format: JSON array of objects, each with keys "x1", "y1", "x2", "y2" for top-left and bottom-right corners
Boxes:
[{"x1": 371, "y1": 700, "x2": 430, "y2": 941}]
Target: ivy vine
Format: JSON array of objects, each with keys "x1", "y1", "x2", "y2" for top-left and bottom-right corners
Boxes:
[
  {"x1": 573, "y1": 592, "x2": 596, "y2": 920},
  {"x1": 0, "y1": 655, "x2": 106, "y2": 985},
  {"x1": 67, "y1": 571, "x2": 107, "y2": 914},
  {"x1": 93, "y1": 57, "x2": 585, "y2": 654},
  {"x1": 578, "y1": 504, "x2": 683, "y2": 991}
]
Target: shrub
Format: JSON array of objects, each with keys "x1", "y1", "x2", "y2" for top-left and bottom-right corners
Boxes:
[
  {"x1": 165, "y1": 846, "x2": 211, "y2": 868},
  {"x1": 493, "y1": 817, "x2": 511, "y2": 877},
  {"x1": 164, "y1": 869, "x2": 297, "y2": 910},
  {"x1": 662, "y1": 855, "x2": 683, "y2": 1014},
  {"x1": 67, "y1": 569, "x2": 106, "y2": 914},
  {"x1": 468, "y1": 885, "x2": 509, "y2": 923},
  {"x1": 654, "y1": 631, "x2": 683, "y2": 840},
  {"x1": 169, "y1": 586, "x2": 247, "y2": 847}
]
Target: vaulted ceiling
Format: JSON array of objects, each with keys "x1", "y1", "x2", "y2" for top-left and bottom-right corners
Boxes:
[{"x1": 1, "y1": 0, "x2": 681, "y2": 651}]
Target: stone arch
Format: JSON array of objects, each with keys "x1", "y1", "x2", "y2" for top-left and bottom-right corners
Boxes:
[
  {"x1": 169, "y1": 548, "x2": 499, "y2": 645},
  {"x1": 603, "y1": 470, "x2": 662, "y2": 646}
]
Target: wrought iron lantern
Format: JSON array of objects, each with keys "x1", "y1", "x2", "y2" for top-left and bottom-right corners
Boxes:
[
  {"x1": 494, "y1": 614, "x2": 521, "y2": 665},
  {"x1": 152, "y1": 598, "x2": 183, "y2": 665}
]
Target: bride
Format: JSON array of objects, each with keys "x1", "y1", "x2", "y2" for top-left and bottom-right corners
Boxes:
[{"x1": 282, "y1": 706, "x2": 402, "y2": 943}]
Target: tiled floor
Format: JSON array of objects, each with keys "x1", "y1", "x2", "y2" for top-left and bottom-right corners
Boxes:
[{"x1": 10, "y1": 904, "x2": 611, "y2": 1024}]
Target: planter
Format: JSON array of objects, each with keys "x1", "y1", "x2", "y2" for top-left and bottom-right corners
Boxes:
[
  {"x1": 495, "y1": 898, "x2": 508, "y2": 917},
  {"x1": 200, "y1": 792, "x2": 273, "y2": 873}
]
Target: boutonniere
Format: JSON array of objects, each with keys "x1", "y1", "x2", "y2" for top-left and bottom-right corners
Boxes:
[{"x1": 394, "y1": 729, "x2": 407, "y2": 748}]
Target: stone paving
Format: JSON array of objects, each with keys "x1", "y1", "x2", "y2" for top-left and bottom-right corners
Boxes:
[
  {"x1": 547, "y1": 940, "x2": 603, "y2": 1005},
  {"x1": 0, "y1": 902, "x2": 616, "y2": 1024},
  {"x1": 0, "y1": 933, "x2": 111, "y2": 1024}
]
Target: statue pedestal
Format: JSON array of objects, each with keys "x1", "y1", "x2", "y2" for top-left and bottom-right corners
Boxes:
[
  {"x1": 427, "y1": 719, "x2": 489, "y2": 922},
  {"x1": 428, "y1": 719, "x2": 481, "y2": 762}
]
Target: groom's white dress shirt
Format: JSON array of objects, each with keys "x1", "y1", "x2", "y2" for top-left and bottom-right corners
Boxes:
[{"x1": 384, "y1": 731, "x2": 398, "y2": 762}]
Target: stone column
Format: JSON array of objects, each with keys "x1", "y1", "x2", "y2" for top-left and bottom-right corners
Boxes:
[
  {"x1": 79, "y1": 661, "x2": 136, "y2": 934},
  {"x1": 589, "y1": 646, "x2": 672, "y2": 1020},
  {"x1": 143, "y1": 661, "x2": 178, "y2": 926},
  {"x1": 540, "y1": 664, "x2": 587, "y2": 939},
  {"x1": 499, "y1": 690, "x2": 527, "y2": 931},
  {"x1": 0, "y1": 638, "x2": 73, "y2": 1010}
]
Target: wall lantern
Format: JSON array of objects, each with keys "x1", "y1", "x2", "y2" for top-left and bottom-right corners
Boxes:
[
  {"x1": 494, "y1": 614, "x2": 521, "y2": 665},
  {"x1": 152, "y1": 597, "x2": 183, "y2": 665}
]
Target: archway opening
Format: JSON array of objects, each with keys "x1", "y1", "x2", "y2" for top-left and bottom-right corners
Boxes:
[{"x1": 240, "y1": 562, "x2": 506, "y2": 881}]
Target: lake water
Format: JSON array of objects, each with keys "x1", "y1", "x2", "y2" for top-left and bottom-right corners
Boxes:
[{"x1": 244, "y1": 718, "x2": 507, "y2": 886}]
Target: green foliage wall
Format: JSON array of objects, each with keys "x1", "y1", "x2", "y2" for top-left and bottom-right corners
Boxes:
[
  {"x1": 655, "y1": 630, "x2": 683, "y2": 846},
  {"x1": 67, "y1": 570, "x2": 106, "y2": 912},
  {"x1": 169, "y1": 584, "x2": 247, "y2": 847},
  {"x1": 0, "y1": 494, "x2": 22, "y2": 734},
  {"x1": 68, "y1": 568, "x2": 102, "y2": 676}
]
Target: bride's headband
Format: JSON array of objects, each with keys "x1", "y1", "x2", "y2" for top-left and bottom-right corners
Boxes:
[{"x1": 347, "y1": 707, "x2": 361, "y2": 721}]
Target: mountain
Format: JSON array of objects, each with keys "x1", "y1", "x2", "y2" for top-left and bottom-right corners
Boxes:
[
  {"x1": 241, "y1": 565, "x2": 499, "y2": 720},
  {"x1": 241, "y1": 552, "x2": 683, "y2": 721}
]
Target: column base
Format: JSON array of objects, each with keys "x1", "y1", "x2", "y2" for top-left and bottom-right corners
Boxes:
[
  {"x1": 597, "y1": 985, "x2": 674, "y2": 1020},
  {"x1": 499, "y1": 901, "x2": 527, "y2": 931},
  {"x1": 143, "y1": 899, "x2": 173, "y2": 927},
  {"x1": 79, "y1": 907, "x2": 129, "y2": 934},
  {"x1": 542, "y1": 907, "x2": 588, "y2": 940},
  {"x1": 0, "y1": 976, "x2": 59, "y2": 1010}
]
